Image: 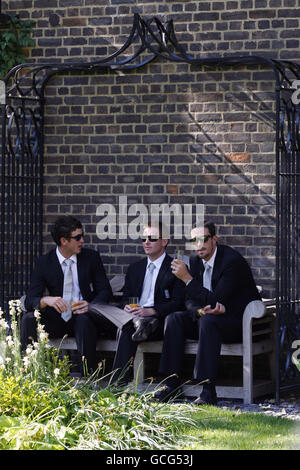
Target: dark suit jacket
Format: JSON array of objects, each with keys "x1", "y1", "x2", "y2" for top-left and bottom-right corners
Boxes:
[
  {"x1": 186, "y1": 244, "x2": 261, "y2": 319},
  {"x1": 121, "y1": 254, "x2": 185, "y2": 318},
  {"x1": 25, "y1": 247, "x2": 112, "y2": 312}
]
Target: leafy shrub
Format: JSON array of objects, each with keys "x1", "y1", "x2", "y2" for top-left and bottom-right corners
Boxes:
[
  {"x1": 0, "y1": 15, "x2": 35, "y2": 79},
  {"x1": 0, "y1": 300, "x2": 195, "y2": 450}
]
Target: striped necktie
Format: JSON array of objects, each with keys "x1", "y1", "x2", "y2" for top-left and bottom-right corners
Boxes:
[
  {"x1": 139, "y1": 262, "x2": 155, "y2": 307},
  {"x1": 203, "y1": 262, "x2": 212, "y2": 291},
  {"x1": 62, "y1": 258, "x2": 73, "y2": 322}
]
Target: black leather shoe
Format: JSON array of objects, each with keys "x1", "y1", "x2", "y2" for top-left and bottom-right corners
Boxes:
[
  {"x1": 153, "y1": 385, "x2": 183, "y2": 403},
  {"x1": 131, "y1": 316, "x2": 160, "y2": 342},
  {"x1": 193, "y1": 388, "x2": 217, "y2": 406}
]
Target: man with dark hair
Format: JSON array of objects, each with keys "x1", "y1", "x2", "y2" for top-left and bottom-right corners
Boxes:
[
  {"x1": 111, "y1": 221, "x2": 186, "y2": 384},
  {"x1": 156, "y1": 221, "x2": 261, "y2": 405},
  {"x1": 21, "y1": 215, "x2": 113, "y2": 375}
]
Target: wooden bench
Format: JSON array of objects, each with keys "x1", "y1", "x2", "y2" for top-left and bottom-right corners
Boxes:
[
  {"x1": 134, "y1": 299, "x2": 276, "y2": 404},
  {"x1": 48, "y1": 297, "x2": 276, "y2": 404}
]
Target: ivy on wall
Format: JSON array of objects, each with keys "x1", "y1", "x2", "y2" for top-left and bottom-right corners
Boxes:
[{"x1": 0, "y1": 15, "x2": 35, "y2": 79}]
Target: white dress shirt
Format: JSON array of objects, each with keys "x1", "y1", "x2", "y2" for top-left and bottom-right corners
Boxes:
[
  {"x1": 185, "y1": 247, "x2": 218, "y2": 288},
  {"x1": 56, "y1": 247, "x2": 83, "y2": 301},
  {"x1": 141, "y1": 252, "x2": 166, "y2": 307},
  {"x1": 202, "y1": 246, "x2": 218, "y2": 277}
]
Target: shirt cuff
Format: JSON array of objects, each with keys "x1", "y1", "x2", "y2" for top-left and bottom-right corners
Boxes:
[{"x1": 185, "y1": 279, "x2": 192, "y2": 287}]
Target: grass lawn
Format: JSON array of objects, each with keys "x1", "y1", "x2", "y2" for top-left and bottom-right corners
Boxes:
[
  {"x1": 174, "y1": 405, "x2": 300, "y2": 450},
  {"x1": 1, "y1": 302, "x2": 300, "y2": 451}
]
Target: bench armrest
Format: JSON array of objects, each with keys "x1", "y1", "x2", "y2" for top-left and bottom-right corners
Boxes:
[
  {"x1": 243, "y1": 299, "x2": 265, "y2": 324},
  {"x1": 243, "y1": 299, "x2": 266, "y2": 344}
]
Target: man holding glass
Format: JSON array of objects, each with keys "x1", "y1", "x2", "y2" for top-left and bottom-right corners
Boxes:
[
  {"x1": 111, "y1": 221, "x2": 186, "y2": 384},
  {"x1": 156, "y1": 221, "x2": 261, "y2": 405},
  {"x1": 21, "y1": 215, "x2": 112, "y2": 376}
]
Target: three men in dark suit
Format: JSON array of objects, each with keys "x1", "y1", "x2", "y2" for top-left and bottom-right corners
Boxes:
[
  {"x1": 22, "y1": 215, "x2": 259, "y2": 401},
  {"x1": 157, "y1": 221, "x2": 261, "y2": 405},
  {"x1": 111, "y1": 222, "x2": 186, "y2": 384},
  {"x1": 21, "y1": 215, "x2": 112, "y2": 375}
]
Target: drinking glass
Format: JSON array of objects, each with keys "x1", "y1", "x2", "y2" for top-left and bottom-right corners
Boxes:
[
  {"x1": 128, "y1": 297, "x2": 139, "y2": 308},
  {"x1": 176, "y1": 249, "x2": 184, "y2": 261},
  {"x1": 71, "y1": 297, "x2": 83, "y2": 309}
]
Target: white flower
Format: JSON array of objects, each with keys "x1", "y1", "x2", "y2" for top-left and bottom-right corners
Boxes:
[
  {"x1": 34, "y1": 310, "x2": 41, "y2": 320},
  {"x1": 26, "y1": 345, "x2": 33, "y2": 355},
  {"x1": 23, "y1": 356, "x2": 30, "y2": 369},
  {"x1": 39, "y1": 332, "x2": 48, "y2": 342},
  {"x1": 5, "y1": 357, "x2": 11, "y2": 364},
  {"x1": 0, "y1": 318, "x2": 8, "y2": 330},
  {"x1": 6, "y1": 336, "x2": 14, "y2": 348},
  {"x1": 9, "y1": 307, "x2": 16, "y2": 316},
  {"x1": 54, "y1": 368, "x2": 60, "y2": 377}
]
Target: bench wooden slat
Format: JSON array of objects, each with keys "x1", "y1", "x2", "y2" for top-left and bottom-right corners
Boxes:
[{"x1": 48, "y1": 337, "x2": 117, "y2": 352}]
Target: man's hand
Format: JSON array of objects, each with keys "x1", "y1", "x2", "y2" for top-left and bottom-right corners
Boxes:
[
  {"x1": 124, "y1": 305, "x2": 157, "y2": 317},
  {"x1": 40, "y1": 297, "x2": 89, "y2": 315},
  {"x1": 40, "y1": 296, "x2": 69, "y2": 313},
  {"x1": 171, "y1": 259, "x2": 193, "y2": 284},
  {"x1": 202, "y1": 302, "x2": 226, "y2": 315}
]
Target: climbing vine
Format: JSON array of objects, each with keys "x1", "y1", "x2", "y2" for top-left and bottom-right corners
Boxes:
[{"x1": 0, "y1": 15, "x2": 35, "y2": 79}]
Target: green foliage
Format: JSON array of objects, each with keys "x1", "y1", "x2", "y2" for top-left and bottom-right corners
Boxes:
[
  {"x1": 1, "y1": 301, "x2": 299, "y2": 450},
  {"x1": 0, "y1": 300, "x2": 196, "y2": 450},
  {"x1": 0, "y1": 15, "x2": 35, "y2": 79}
]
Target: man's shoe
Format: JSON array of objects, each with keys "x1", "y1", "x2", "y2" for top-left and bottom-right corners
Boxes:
[
  {"x1": 153, "y1": 385, "x2": 183, "y2": 403},
  {"x1": 132, "y1": 316, "x2": 160, "y2": 342},
  {"x1": 193, "y1": 387, "x2": 217, "y2": 406}
]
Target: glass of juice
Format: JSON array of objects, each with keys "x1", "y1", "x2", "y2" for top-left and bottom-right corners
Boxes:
[{"x1": 128, "y1": 297, "x2": 139, "y2": 308}]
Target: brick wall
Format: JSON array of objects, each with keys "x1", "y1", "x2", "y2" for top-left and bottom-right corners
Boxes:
[{"x1": 4, "y1": 0, "x2": 300, "y2": 297}]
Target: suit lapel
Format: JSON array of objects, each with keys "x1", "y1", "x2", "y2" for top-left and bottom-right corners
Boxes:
[
  {"x1": 51, "y1": 249, "x2": 64, "y2": 291},
  {"x1": 191, "y1": 255, "x2": 204, "y2": 282},
  {"x1": 77, "y1": 252, "x2": 84, "y2": 293},
  {"x1": 211, "y1": 245, "x2": 223, "y2": 289},
  {"x1": 198, "y1": 257, "x2": 204, "y2": 281},
  {"x1": 154, "y1": 255, "x2": 170, "y2": 295},
  {"x1": 137, "y1": 258, "x2": 148, "y2": 296}
]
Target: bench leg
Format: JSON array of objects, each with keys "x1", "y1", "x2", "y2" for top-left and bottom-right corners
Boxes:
[
  {"x1": 243, "y1": 358, "x2": 253, "y2": 404},
  {"x1": 243, "y1": 319, "x2": 253, "y2": 404},
  {"x1": 133, "y1": 346, "x2": 145, "y2": 384}
]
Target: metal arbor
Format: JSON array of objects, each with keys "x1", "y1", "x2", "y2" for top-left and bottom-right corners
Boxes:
[{"x1": 0, "y1": 14, "x2": 299, "y2": 399}]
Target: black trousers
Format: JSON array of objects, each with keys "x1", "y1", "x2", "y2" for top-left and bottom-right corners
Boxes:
[
  {"x1": 112, "y1": 319, "x2": 165, "y2": 383},
  {"x1": 20, "y1": 308, "x2": 116, "y2": 376},
  {"x1": 159, "y1": 310, "x2": 243, "y2": 386}
]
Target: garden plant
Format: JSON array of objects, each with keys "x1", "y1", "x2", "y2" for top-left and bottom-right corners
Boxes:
[
  {"x1": 0, "y1": 15, "x2": 35, "y2": 79},
  {"x1": 0, "y1": 300, "x2": 195, "y2": 450},
  {"x1": 0, "y1": 300, "x2": 299, "y2": 451}
]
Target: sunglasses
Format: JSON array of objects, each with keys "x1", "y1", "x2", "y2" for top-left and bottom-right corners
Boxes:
[
  {"x1": 141, "y1": 236, "x2": 161, "y2": 242},
  {"x1": 189, "y1": 235, "x2": 211, "y2": 243},
  {"x1": 70, "y1": 232, "x2": 84, "y2": 241}
]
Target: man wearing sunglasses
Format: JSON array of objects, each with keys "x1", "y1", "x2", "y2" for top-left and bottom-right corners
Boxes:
[
  {"x1": 21, "y1": 215, "x2": 112, "y2": 376},
  {"x1": 157, "y1": 221, "x2": 261, "y2": 405},
  {"x1": 111, "y1": 221, "x2": 186, "y2": 384}
]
